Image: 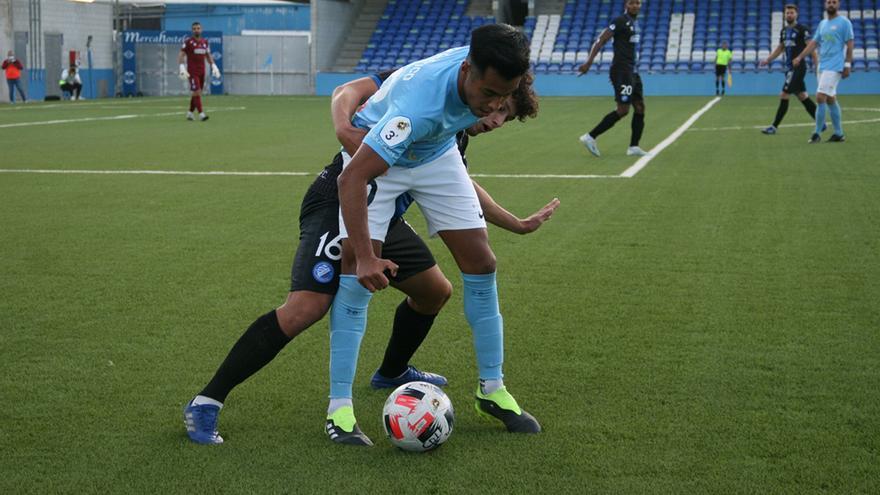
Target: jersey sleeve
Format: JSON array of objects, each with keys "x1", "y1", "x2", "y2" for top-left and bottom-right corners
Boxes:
[
  {"x1": 812, "y1": 22, "x2": 822, "y2": 42},
  {"x1": 361, "y1": 105, "x2": 431, "y2": 166},
  {"x1": 844, "y1": 19, "x2": 854, "y2": 42}
]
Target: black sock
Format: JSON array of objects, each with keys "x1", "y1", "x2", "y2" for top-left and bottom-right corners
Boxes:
[
  {"x1": 377, "y1": 299, "x2": 437, "y2": 378},
  {"x1": 589, "y1": 110, "x2": 622, "y2": 139},
  {"x1": 630, "y1": 112, "x2": 645, "y2": 147},
  {"x1": 199, "y1": 310, "x2": 292, "y2": 403},
  {"x1": 801, "y1": 97, "x2": 817, "y2": 119},
  {"x1": 772, "y1": 99, "x2": 790, "y2": 127}
]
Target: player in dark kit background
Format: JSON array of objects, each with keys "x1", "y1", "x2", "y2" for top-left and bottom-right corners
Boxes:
[
  {"x1": 760, "y1": 4, "x2": 820, "y2": 135},
  {"x1": 178, "y1": 21, "x2": 221, "y2": 121},
  {"x1": 576, "y1": 0, "x2": 649, "y2": 158}
]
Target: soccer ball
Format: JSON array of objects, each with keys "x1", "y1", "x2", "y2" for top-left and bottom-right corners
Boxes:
[{"x1": 382, "y1": 381, "x2": 454, "y2": 452}]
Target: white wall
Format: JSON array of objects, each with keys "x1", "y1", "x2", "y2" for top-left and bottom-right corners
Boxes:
[
  {"x1": 9, "y1": 0, "x2": 113, "y2": 69},
  {"x1": 312, "y1": 0, "x2": 364, "y2": 71},
  {"x1": 1, "y1": 0, "x2": 13, "y2": 101}
]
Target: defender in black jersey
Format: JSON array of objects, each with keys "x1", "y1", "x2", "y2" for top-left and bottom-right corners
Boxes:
[
  {"x1": 576, "y1": 0, "x2": 648, "y2": 157},
  {"x1": 760, "y1": 4, "x2": 820, "y2": 134},
  {"x1": 182, "y1": 71, "x2": 555, "y2": 445}
]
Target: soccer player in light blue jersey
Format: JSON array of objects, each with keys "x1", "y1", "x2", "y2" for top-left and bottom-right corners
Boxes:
[
  {"x1": 793, "y1": 0, "x2": 854, "y2": 143},
  {"x1": 327, "y1": 24, "x2": 542, "y2": 445}
]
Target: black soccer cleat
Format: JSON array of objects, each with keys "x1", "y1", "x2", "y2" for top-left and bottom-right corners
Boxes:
[
  {"x1": 808, "y1": 133, "x2": 821, "y2": 144},
  {"x1": 475, "y1": 386, "x2": 541, "y2": 434},
  {"x1": 200, "y1": 114, "x2": 210, "y2": 121},
  {"x1": 828, "y1": 134, "x2": 846, "y2": 142},
  {"x1": 325, "y1": 407, "x2": 373, "y2": 446}
]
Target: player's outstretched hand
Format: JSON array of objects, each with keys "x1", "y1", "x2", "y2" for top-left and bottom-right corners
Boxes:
[
  {"x1": 759, "y1": 58, "x2": 769, "y2": 67},
  {"x1": 211, "y1": 63, "x2": 221, "y2": 79},
  {"x1": 337, "y1": 125, "x2": 369, "y2": 157},
  {"x1": 357, "y1": 256, "x2": 398, "y2": 292},
  {"x1": 518, "y1": 198, "x2": 561, "y2": 234},
  {"x1": 577, "y1": 62, "x2": 592, "y2": 77}
]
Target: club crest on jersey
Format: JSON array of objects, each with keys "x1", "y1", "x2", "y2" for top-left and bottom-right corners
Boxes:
[
  {"x1": 312, "y1": 261, "x2": 335, "y2": 283},
  {"x1": 381, "y1": 116, "x2": 412, "y2": 147}
]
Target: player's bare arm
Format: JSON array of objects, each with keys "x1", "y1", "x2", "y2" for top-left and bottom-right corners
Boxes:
[
  {"x1": 842, "y1": 39, "x2": 854, "y2": 78},
  {"x1": 337, "y1": 146, "x2": 398, "y2": 292},
  {"x1": 206, "y1": 51, "x2": 221, "y2": 79},
  {"x1": 472, "y1": 180, "x2": 559, "y2": 234},
  {"x1": 177, "y1": 49, "x2": 189, "y2": 80},
  {"x1": 578, "y1": 29, "x2": 613, "y2": 76},
  {"x1": 331, "y1": 77, "x2": 378, "y2": 155},
  {"x1": 761, "y1": 43, "x2": 785, "y2": 66},
  {"x1": 792, "y1": 40, "x2": 817, "y2": 67}
]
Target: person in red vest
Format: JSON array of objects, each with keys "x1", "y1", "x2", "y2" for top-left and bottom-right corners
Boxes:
[{"x1": 3, "y1": 50, "x2": 27, "y2": 103}]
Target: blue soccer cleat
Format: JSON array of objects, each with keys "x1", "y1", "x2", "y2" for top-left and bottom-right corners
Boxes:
[
  {"x1": 761, "y1": 126, "x2": 777, "y2": 135},
  {"x1": 183, "y1": 399, "x2": 224, "y2": 445},
  {"x1": 370, "y1": 365, "x2": 448, "y2": 389}
]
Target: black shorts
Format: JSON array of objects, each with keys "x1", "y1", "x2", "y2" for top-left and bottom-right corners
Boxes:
[
  {"x1": 715, "y1": 64, "x2": 728, "y2": 77},
  {"x1": 290, "y1": 158, "x2": 436, "y2": 294},
  {"x1": 782, "y1": 66, "x2": 807, "y2": 95},
  {"x1": 609, "y1": 69, "x2": 643, "y2": 104}
]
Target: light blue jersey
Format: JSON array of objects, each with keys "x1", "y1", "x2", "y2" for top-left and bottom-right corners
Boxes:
[
  {"x1": 813, "y1": 16, "x2": 854, "y2": 72},
  {"x1": 352, "y1": 46, "x2": 479, "y2": 168}
]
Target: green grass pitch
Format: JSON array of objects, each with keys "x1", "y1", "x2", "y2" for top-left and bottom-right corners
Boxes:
[{"x1": 1, "y1": 94, "x2": 879, "y2": 493}]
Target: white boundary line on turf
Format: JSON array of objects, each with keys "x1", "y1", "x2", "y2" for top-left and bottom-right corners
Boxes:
[
  {"x1": 619, "y1": 96, "x2": 722, "y2": 178},
  {"x1": 0, "y1": 107, "x2": 247, "y2": 128},
  {"x1": 689, "y1": 117, "x2": 880, "y2": 132},
  {"x1": 0, "y1": 168, "x2": 624, "y2": 179}
]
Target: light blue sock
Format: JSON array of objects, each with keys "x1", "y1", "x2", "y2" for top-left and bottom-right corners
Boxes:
[
  {"x1": 828, "y1": 101, "x2": 843, "y2": 136},
  {"x1": 815, "y1": 103, "x2": 827, "y2": 135},
  {"x1": 462, "y1": 272, "x2": 504, "y2": 380},
  {"x1": 328, "y1": 275, "x2": 373, "y2": 399}
]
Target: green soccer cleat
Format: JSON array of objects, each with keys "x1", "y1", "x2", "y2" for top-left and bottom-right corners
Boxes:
[
  {"x1": 325, "y1": 406, "x2": 373, "y2": 446},
  {"x1": 474, "y1": 386, "x2": 541, "y2": 434}
]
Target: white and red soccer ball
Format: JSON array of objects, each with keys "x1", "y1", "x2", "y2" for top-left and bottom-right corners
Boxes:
[{"x1": 382, "y1": 381, "x2": 454, "y2": 452}]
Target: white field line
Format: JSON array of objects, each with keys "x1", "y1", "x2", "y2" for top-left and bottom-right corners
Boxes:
[
  {"x1": 0, "y1": 168, "x2": 623, "y2": 179},
  {"x1": 689, "y1": 117, "x2": 880, "y2": 132},
  {"x1": 0, "y1": 107, "x2": 246, "y2": 128},
  {"x1": 619, "y1": 96, "x2": 722, "y2": 178}
]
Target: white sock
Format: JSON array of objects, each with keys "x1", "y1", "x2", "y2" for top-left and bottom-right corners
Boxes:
[
  {"x1": 328, "y1": 398, "x2": 352, "y2": 415},
  {"x1": 192, "y1": 395, "x2": 223, "y2": 408},
  {"x1": 480, "y1": 379, "x2": 504, "y2": 395}
]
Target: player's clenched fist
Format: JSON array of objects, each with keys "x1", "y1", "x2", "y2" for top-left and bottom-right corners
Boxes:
[{"x1": 356, "y1": 256, "x2": 398, "y2": 292}]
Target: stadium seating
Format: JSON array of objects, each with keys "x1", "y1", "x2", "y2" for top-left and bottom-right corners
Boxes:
[{"x1": 354, "y1": 0, "x2": 880, "y2": 74}]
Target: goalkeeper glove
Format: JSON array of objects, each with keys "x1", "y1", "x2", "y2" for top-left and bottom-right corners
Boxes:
[
  {"x1": 211, "y1": 63, "x2": 221, "y2": 79},
  {"x1": 178, "y1": 63, "x2": 189, "y2": 81}
]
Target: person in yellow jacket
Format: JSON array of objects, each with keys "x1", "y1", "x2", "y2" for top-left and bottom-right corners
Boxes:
[{"x1": 714, "y1": 41, "x2": 733, "y2": 96}]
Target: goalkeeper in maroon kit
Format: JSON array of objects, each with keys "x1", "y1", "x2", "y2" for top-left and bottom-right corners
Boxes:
[{"x1": 178, "y1": 21, "x2": 220, "y2": 121}]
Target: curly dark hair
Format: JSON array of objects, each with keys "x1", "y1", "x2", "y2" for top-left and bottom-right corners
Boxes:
[{"x1": 510, "y1": 71, "x2": 539, "y2": 121}]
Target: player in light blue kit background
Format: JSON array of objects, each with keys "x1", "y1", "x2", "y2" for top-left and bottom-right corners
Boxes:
[
  {"x1": 793, "y1": 0, "x2": 854, "y2": 143},
  {"x1": 326, "y1": 24, "x2": 542, "y2": 446}
]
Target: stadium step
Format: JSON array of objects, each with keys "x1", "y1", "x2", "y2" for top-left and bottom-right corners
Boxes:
[
  {"x1": 466, "y1": 0, "x2": 494, "y2": 17},
  {"x1": 332, "y1": 0, "x2": 388, "y2": 71}
]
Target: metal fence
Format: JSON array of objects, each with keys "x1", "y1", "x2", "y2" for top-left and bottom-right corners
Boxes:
[{"x1": 129, "y1": 33, "x2": 311, "y2": 96}]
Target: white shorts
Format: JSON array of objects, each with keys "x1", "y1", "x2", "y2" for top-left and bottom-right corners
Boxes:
[
  {"x1": 339, "y1": 145, "x2": 486, "y2": 242},
  {"x1": 817, "y1": 70, "x2": 842, "y2": 97}
]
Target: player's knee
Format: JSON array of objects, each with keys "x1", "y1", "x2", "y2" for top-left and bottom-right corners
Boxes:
[
  {"x1": 276, "y1": 292, "x2": 332, "y2": 337},
  {"x1": 616, "y1": 105, "x2": 630, "y2": 117},
  {"x1": 412, "y1": 279, "x2": 453, "y2": 314}
]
